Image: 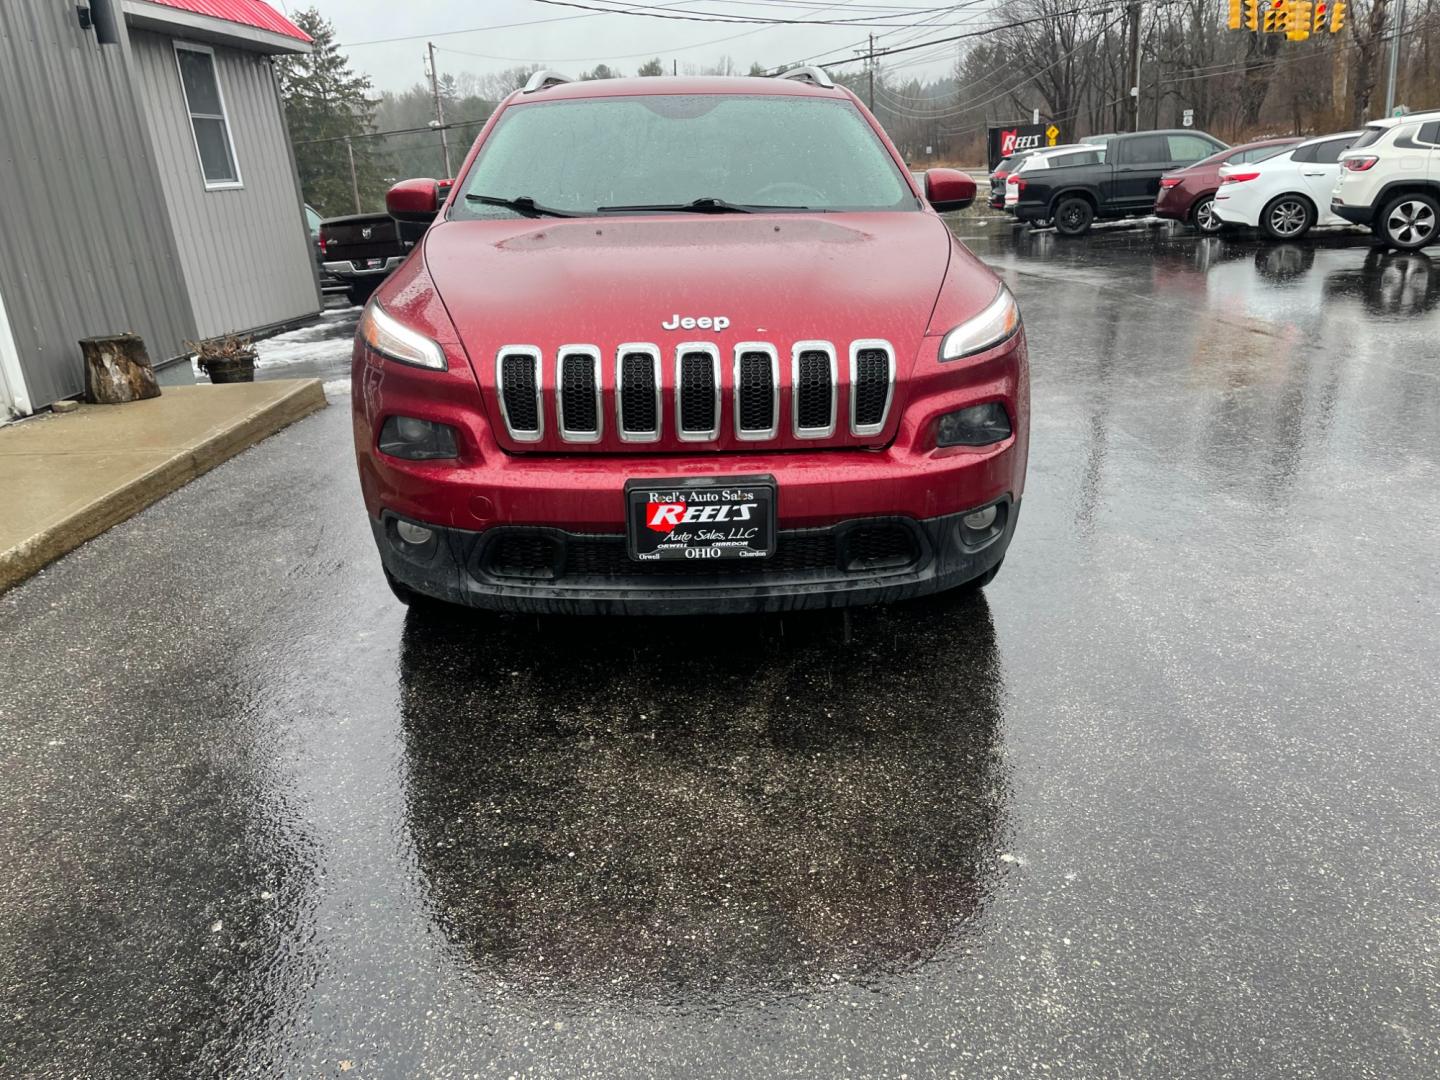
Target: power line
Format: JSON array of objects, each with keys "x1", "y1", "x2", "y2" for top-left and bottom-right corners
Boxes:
[{"x1": 527, "y1": 0, "x2": 967, "y2": 27}]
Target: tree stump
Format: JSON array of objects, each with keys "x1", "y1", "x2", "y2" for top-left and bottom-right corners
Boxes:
[{"x1": 80, "y1": 334, "x2": 162, "y2": 404}]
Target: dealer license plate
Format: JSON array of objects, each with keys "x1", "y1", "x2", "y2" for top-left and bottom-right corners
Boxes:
[{"x1": 625, "y1": 476, "x2": 776, "y2": 563}]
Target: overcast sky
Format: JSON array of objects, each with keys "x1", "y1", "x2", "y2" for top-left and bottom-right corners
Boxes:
[{"x1": 283, "y1": 1, "x2": 963, "y2": 96}]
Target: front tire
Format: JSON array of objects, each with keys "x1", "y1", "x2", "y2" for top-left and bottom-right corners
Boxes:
[
  {"x1": 1191, "y1": 195, "x2": 1222, "y2": 234},
  {"x1": 1260, "y1": 194, "x2": 1315, "y2": 240},
  {"x1": 346, "y1": 281, "x2": 378, "y2": 307},
  {"x1": 1376, "y1": 193, "x2": 1440, "y2": 251},
  {"x1": 1054, "y1": 197, "x2": 1094, "y2": 237}
]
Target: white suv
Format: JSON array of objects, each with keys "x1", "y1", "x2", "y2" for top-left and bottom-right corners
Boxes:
[{"x1": 1333, "y1": 110, "x2": 1440, "y2": 250}]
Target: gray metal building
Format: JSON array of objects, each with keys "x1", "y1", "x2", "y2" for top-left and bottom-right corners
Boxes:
[{"x1": 0, "y1": 0, "x2": 319, "y2": 420}]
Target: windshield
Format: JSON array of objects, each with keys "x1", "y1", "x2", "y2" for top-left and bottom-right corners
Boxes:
[{"x1": 453, "y1": 94, "x2": 914, "y2": 217}]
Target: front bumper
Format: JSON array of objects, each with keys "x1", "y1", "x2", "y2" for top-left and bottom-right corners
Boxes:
[{"x1": 373, "y1": 497, "x2": 1018, "y2": 615}]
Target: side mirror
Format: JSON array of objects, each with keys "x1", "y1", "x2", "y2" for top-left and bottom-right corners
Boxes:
[
  {"x1": 924, "y1": 168, "x2": 976, "y2": 212},
  {"x1": 387, "y1": 178, "x2": 442, "y2": 244}
]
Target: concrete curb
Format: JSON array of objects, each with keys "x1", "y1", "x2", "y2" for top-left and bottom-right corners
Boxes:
[{"x1": 0, "y1": 380, "x2": 327, "y2": 593}]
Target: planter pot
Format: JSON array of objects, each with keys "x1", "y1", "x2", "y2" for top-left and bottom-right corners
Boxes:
[{"x1": 203, "y1": 354, "x2": 257, "y2": 384}]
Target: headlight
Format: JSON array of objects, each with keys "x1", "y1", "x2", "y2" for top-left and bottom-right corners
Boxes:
[
  {"x1": 359, "y1": 300, "x2": 447, "y2": 371},
  {"x1": 378, "y1": 415, "x2": 458, "y2": 460},
  {"x1": 939, "y1": 286, "x2": 1020, "y2": 361},
  {"x1": 936, "y1": 403, "x2": 1011, "y2": 447}
]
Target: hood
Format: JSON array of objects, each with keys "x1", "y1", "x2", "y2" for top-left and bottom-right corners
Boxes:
[
  {"x1": 426, "y1": 212, "x2": 950, "y2": 354},
  {"x1": 423, "y1": 212, "x2": 956, "y2": 453}
]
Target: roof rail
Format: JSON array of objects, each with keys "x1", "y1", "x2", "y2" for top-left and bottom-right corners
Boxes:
[
  {"x1": 522, "y1": 70, "x2": 572, "y2": 94},
  {"x1": 775, "y1": 65, "x2": 834, "y2": 89}
]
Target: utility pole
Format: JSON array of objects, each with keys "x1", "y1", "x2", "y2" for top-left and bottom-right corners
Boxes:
[
  {"x1": 1131, "y1": 1, "x2": 1144, "y2": 131},
  {"x1": 427, "y1": 42, "x2": 453, "y2": 178},
  {"x1": 1383, "y1": 0, "x2": 1407, "y2": 115},
  {"x1": 344, "y1": 136, "x2": 360, "y2": 213},
  {"x1": 868, "y1": 32, "x2": 875, "y2": 111}
]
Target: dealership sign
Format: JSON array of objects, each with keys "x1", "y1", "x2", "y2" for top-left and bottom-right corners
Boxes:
[{"x1": 987, "y1": 122, "x2": 1062, "y2": 170}]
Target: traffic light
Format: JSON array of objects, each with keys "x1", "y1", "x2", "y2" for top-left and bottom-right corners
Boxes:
[
  {"x1": 1263, "y1": 0, "x2": 1288, "y2": 32},
  {"x1": 1287, "y1": 0, "x2": 1312, "y2": 38},
  {"x1": 1244, "y1": 0, "x2": 1260, "y2": 29},
  {"x1": 1329, "y1": 0, "x2": 1345, "y2": 30},
  {"x1": 1312, "y1": 0, "x2": 1328, "y2": 30},
  {"x1": 1229, "y1": 0, "x2": 1243, "y2": 28}
]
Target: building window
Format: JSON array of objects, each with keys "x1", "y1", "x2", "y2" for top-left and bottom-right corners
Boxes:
[{"x1": 174, "y1": 44, "x2": 241, "y2": 189}]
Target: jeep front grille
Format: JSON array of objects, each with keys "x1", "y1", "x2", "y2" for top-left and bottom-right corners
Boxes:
[
  {"x1": 492, "y1": 340, "x2": 894, "y2": 445},
  {"x1": 793, "y1": 343, "x2": 837, "y2": 438},
  {"x1": 497, "y1": 348, "x2": 542, "y2": 441},
  {"x1": 557, "y1": 347, "x2": 601, "y2": 442},
  {"x1": 849, "y1": 340, "x2": 894, "y2": 435},
  {"x1": 734, "y1": 344, "x2": 778, "y2": 440},
  {"x1": 618, "y1": 346, "x2": 661, "y2": 441},
  {"x1": 676, "y1": 346, "x2": 720, "y2": 441}
]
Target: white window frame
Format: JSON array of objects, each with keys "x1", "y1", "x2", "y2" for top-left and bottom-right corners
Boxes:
[{"x1": 172, "y1": 41, "x2": 243, "y2": 191}]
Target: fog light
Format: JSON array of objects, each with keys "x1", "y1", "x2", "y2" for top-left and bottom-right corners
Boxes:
[
  {"x1": 963, "y1": 506, "x2": 997, "y2": 531},
  {"x1": 378, "y1": 415, "x2": 458, "y2": 460},
  {"x1": 396, "y1": 520, "x2": 433, "y2": 545},
  {"x1": 936, "y1": 403, "x2": 1011, "y2": 447}
]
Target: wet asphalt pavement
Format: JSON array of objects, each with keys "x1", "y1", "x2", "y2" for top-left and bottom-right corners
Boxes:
[{"x1": 3, "y1": 222, "x2": 1439, "y2": 1078}]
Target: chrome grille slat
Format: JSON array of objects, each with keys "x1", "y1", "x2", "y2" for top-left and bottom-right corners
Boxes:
[
  {"x1": 557, "y1": 346, "x2": 602, "y2": 443},
  {"x1": 496, "y1": 346, "x2": 543, "y2": 441},
  {"x1": 792, "y1": 341, "x2": 837, "y2": 439},
  {"x1": 733, "y1": 343, "x2": 778, "y2": 440},
  {"x1": 617, "y1": 344, "x2": 661, "y2": 441},
  {"x1": 675, "y1": 344, "x2": 720, "y2": 442},
  {"x1": 848, "y1": 339, "x2": 894, "y2": 436}
]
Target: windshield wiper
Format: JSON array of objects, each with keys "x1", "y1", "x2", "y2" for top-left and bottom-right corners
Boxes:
[
  {"x1": 597, "y1": 196, "x2": 783, "y2": 215},
  {"x1": 465, "y1": 194, "x2": 580, "y2": 218}
]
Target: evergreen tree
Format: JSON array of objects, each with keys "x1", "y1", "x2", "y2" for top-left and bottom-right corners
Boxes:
[
  {"x1": 637, "y1": 58, "x2": 665, "y2": 76},
  {"x1": 276, "y1": 8, "x2": 385, "y2": 215}
]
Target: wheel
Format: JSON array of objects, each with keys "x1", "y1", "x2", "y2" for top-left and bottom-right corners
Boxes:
[
  {"x1": 961, "y1": 558, "x2": 1003, "y2": 592},
  {"x1": 1376, "y1": 193, "x2": 1439, "y2": 251},
  {"x1": 1053, "y1": 197, "x2": 1094, "y2": 237},
  {"x1": 1190, "y1": 195, "x2": 1222, "y2": 234},
  {"x1": 1260, "y1": 194, "x2": 1315, "y2": 240},
  {"x1": 345, "y1": 281, "x2": 377, "y2": 307}
]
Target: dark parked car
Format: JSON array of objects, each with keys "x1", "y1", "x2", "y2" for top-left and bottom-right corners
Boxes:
[
  {"x1": 322, "y1": 183, "x2": 452, "y2": 305},
  {"x1": 1154, "y1": 137, "x2": 1303, "y2": 233},
  {"x1": 1010, "y1": 129, "x2": 1227, "y2": 235}
]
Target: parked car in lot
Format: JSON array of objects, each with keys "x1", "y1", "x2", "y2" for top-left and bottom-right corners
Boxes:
[
  {"x1": 1154, "y1": 137, "x2": 1303, "y2": 233},
  {"x1": 1004, "y1": 144, "x2": 1103, "y2": 215},
  {"x1": 1213, "y1": 131, "x2": 1360, "y2": 240},
  {"x1": 353, "y1": 68, "x2": 1028, "y2": 614},
  {"x1": 322, "y1": 183, "x2": 452, "y2": 306},
  {"x1": 1010, "y1": 128, "x2": 1227, "y2": 235},
  {"x1": 989, "y1": 151, "x2": 1035, "y2": 209},
  {"x1": 1333, "y1": 109, "x2": 1440, "y2": 250}
]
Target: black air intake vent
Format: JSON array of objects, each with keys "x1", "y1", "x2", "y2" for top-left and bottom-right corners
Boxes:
[
  {"x1": 498, "y1": 350, "x2": 541, "y2": 439},
  {"x1": 558, "y1": 350, "x2": 600, "y2": 440},
  {"x1": 619, "y1": 350, "x2": 659, "y2": 439},
  {"x1": 851, "y1": 345, "x2": 892, "y2": 433},
  {"x1": 677, "y1": 350, "x2": 718, "y2": 438},
  {"x1": 794, "y1": 348, "x2": 835, "y2": 436},
  {"x1": 736, "y1": 349, "x2": 777, "y2": 437}
]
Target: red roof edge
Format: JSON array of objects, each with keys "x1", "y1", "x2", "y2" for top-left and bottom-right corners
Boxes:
[{"x1": 143, "y1": 0, "x2": 313, "y2": 44}]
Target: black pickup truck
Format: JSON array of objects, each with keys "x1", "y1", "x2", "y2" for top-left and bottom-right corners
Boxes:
[
  {"x1": 320, "y1": 182, "x2": 451, "y2": 305},
  {"x1": 1010, "y1": 129, "x2": 1227, "y2": 236}
]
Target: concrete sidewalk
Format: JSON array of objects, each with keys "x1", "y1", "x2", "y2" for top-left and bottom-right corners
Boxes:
[{"x1": 0, "y1": 380, "x2": 326, "y2": 593}]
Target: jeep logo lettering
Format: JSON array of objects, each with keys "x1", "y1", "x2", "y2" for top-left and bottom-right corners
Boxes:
[{"x1": 661, "y1": 314, "x2": 730, "y2": 332}]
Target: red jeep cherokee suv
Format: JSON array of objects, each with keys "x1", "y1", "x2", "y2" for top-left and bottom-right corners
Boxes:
[{"x1": 351, "y1": 69, "x2": 1029, "y2": 614}]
